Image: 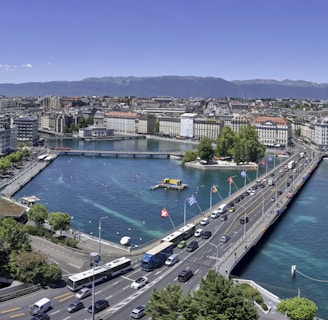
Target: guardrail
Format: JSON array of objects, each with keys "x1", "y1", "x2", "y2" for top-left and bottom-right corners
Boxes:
[{"x1": 0, "y1": 283, "x2": 41, "y2": 302}]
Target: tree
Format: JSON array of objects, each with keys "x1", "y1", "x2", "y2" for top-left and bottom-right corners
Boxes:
[
  {"x1": 28, "y1": 204, "x2": 49, "y2": 226},
  {"x1": 9, "y1": 251, "x2": 62, "y2": 286},
  {"x1": 0, "y1": 218, "x2": 31, "y2": 270},
  {"x1": 182, "y1": 150, "x2": 197, "y2": 165},
  {"x1": 277, "y1": 297, "x2": 317, "y2": 320},
  {"x1": 193, "y1": 270, "x2": 258, "y2": 320},
  {"x1": 146, "y1": 284, "x2": 196, "y2": 320},
  {"x1": 198, "y1": 138, "x2": 214, "y2": 161},
  {"x1": 146, "y1": 271, "x2": 258, "y2": 320},
  {"x1": 48, "y1": 212, "x2": 71, "y2": 235},
  {"x1": 215, "y1": 126, "x2": 236, "y2": 157}
]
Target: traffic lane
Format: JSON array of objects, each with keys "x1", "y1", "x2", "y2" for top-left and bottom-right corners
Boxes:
[{"x1": 31, "y1": 235, "x2": 88, "y2": 271}]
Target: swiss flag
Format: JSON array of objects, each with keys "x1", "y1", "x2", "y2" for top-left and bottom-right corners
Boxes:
[
  {"x1": 160, "y1": 207, "x2": 169, "y2": 218},
  {"x1": 227, "y1": 177, "x2": 233, "y2": 184}
]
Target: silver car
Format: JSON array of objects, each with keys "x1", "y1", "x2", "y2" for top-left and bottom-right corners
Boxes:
[
  {"x1": 130, "y1": 305, "x2": 145, "y2": 319},
  {"x1": 75, "y1": 287, "x2": 91, "y2": 299}
]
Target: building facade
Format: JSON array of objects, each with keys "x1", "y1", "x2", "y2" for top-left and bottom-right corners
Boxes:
[{"x1": 13, "y1": 116, "x2": 39, "y2": 146}]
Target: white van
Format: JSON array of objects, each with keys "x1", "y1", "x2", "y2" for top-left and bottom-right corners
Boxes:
[
  {"x1": 165, "y1": 253, "x2": 179, "y2": 266},
  {"x1": 200, "y1": 217, "x2": 210, "y2": 226},
  {"x1": 217, "y1": 204, "x2": 227, "y2": 214},
  {"x1": 210, "y1": 209, "x2": 220, "y2": 219},
  {"x1": 30, "y1": 298, "x2": 51, "y2": 315}
]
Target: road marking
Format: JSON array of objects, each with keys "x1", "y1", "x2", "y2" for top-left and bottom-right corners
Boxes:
[
  {"x1": 50, "y1": 310, "x2": 60, "y2": 315},
  {"x1": 106, "y1": 294, "x2": 113, "y2": 300},
  {"x1": 58, "y1": 294, "x2": 74, "y2": 302},
  {"x1": 54, "y1": 292, "x2": 72, "y2": 299},
  {"x1": 68, "y1": 262, "x2": 81, "y2": 269},
  {"x1": 9, "y1": 313, "x2": 25, "y2": 318},
  {"x1": 1, "y1": 307, "x2": 22, "y2": 313},
  {"x1": 121, "y1": 275, "x2": 134, "y2": 281}
]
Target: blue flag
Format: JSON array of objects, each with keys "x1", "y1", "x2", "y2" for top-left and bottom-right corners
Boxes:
[
  {"x1": 241, "y1": 170, "x2": 246, "y2": 178},
  {"x1": 187, "y1": 195, "x2": 197, "y2": 206}
]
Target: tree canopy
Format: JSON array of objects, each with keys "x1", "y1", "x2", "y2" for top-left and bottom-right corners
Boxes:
[
  {"x1": 48, "y1": 212, "x2": 71, "y2": 234},
  {"x1": 0, "y1": 217, "x2": 31, "y2": 271},
  {"x1": 277, "y1": 296, "x2": 317, "y2": 320},
  {"x1": 28, "y1": 204, "x2": 49, "y2": 226},
  {"x1": 146, "y1": 270, "x2": 258, "y2": 320},
  {"x1": 198, "y1": 138, "x2": 214, "y2": 161}
]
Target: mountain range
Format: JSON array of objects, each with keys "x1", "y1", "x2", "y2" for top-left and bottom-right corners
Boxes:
[{"x1": 1, "y1": 76, "x2": 328, "y2": 99}]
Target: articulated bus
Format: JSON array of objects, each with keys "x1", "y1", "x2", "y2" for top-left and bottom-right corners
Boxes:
[
  {"x1": 161, "y1": 224, "x2": 196, "y2": 246},
  {"x1": 161, "y1": 231, "x2": 185, "y2": 247},
  {"x1": 178, "y1": 223, "x2": 196, "y2": 240},
  {"x1": 66, "y1": 257, "x2": 131, "y2": 291}
]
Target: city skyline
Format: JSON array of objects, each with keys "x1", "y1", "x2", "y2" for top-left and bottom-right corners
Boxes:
[{"x1": 2, "y1": 0, "x2": 328, "y2": 84}]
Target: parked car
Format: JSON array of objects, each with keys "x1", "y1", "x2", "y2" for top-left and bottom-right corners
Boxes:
[
  {"x1": 177, "y1": 240, "x2": 187, "y2": 248},
  {"x1": 130, "y1": 305, "x2": 146, "y2": 319},
  {"x1": 202, "y1": 231, "x2": 212, "y2": 239},
  {"x1": 75, "y1": 287, "x2": 91, "y2": 299},
  {"x1": 186, "y1": 240, "x2": 198, "y2": 252},
  {"x1": 131, "y1": 276, "x2": 148, "y2": 289},
  {"x1": 220, "y1": 235, "x2": 230, "y2": 243},
  {"x1": 194, "y1": 228, "x2": 203, "y2": 237},
  {"x1": 30, "y1": 314, "x2": 50, "y2": 320},
  {"x1": 66, "y1": 300, "x2": 84, "y2": 313},
  {"x1": 87, "y1": 300, "x2": 109, "y2": 313}
]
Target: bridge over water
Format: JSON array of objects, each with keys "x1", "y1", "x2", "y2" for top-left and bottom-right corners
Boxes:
[{"x1": 52, "y1": 149, "x2": 184, "y2": 159}]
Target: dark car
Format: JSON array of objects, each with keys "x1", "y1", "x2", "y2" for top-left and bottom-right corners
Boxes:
[
  {"x1": 66, "y1": 300, "x2": 84, "y2": 313},
  {"x1": 87, "y1": 299, "x2": 109, "y2": 314},
  {"x1": 30, "y1": 314, "x2": 50, "y2": 320},
  {"x1": 178, "y1": 268, "x2": 193, "y2": 282},
  {"x1": 186, "y1": 240, "x2": 198, "y2": 252},
  {"x1": 202, "y1": 231, "x2": 212, "y2": 239},
  {"x1": 240, "y1": 216, "x2": 249, "y2": 224}
]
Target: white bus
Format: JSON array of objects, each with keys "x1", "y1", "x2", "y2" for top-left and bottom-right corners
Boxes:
[
  {"x1": 161, "y1": 231, "x2": 185, "y2": 247},
  {"x1": 178, "y1": 223, "x2": 195, "y2": 240},
  {"x1": 66, "y1": 257, "x2": 131, "y2": 291}
]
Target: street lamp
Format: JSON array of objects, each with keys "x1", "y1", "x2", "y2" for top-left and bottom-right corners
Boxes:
[
  {"x1": 90, "y1": 251, "x2": 99, "y2": 320},
  {"x1": 206, "y1": 241, "x2": 220, "y2": 272},
  {"x1": 98, "y1": 216, "x2": 108, "y2": 258}
]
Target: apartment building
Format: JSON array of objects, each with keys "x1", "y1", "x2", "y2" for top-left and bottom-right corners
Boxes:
[
  {"x1": 13, "y1": 116, "x2": 39, "y2": 146},
  {"x1": 0, "y1": 116, "x2": 13, "y2": 155},
  {"x1": 314, "y1": 118, "x2": 328, "y2": 150},
  {"x1": 252, "y1": 116, "x2": 291, "y2": 147},
  {"x1": 104, "y1": 112, "x2": 137, "y2": 133},
  {"x1": 137, "y1": 114, "x2": 156, "y2": 134}
]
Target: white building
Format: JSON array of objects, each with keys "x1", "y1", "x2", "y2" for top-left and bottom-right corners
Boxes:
[{"x1": 104, "y1": 112, "x2": 137, "y2": 134}]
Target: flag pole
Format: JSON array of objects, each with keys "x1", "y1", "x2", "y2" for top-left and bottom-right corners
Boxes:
[
  {"x1": 184, "y1": 199, "x2": 186, "y2": 225},
  {"x1": 168, "y1": 215, "x2": 176, "y2": 229},
  {"x1": 210, "y1": 188, "x2": 212, "y2": 211}
]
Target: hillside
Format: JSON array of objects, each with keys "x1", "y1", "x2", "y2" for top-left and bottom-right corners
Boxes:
[{"x1": 1, "y1": 76, "x2": 328, "y2": 99}]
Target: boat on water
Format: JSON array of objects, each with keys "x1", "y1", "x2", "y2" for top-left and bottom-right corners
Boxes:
[
  {"x1": 150, "y1": 178, "x2": 188, "y2": 191},
  {"x1": 120, "y1": 236, "x2": 131, "y2": 246}
]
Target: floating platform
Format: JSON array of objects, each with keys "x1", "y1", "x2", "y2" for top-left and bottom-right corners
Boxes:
[{"x1": 150, "y1": 183, "x2": 188, "y2": 191}]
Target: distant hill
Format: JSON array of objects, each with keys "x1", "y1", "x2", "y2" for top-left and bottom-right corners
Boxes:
[{"x1": 1, "y1": 76, "x2": 328, "y2": 99}]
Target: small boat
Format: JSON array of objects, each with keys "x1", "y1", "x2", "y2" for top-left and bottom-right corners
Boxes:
[{"x1": 120, "y1": 236, "x2": 131, "y2": 246}]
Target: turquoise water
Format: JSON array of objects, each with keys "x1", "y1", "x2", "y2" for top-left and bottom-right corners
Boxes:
[{"x1": 15, "y1": 138, "x2": 328, "y2": 317}]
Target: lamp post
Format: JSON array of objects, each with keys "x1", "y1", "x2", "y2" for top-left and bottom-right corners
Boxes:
[
  {"x1": 98, "y1": 216, "x2": 108, "y2": 258},
  {"x1": 207, "y1": 241, "x2": 220, "y2": 272},
  {"x1": 90, "y1": 251, "x2": 99, "y2": 320}
]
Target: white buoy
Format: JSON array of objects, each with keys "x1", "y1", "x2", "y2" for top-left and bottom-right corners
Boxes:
[
  {"x1": 291, "y1": 265, "x2": 296, "y2": 277},
  {"x1": 120, "y1": 236, "x2": 131, "y2": 246}
]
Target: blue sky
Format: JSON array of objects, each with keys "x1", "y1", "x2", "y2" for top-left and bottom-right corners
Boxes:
[{"x1": 2, "y1": 0, "x2": 328, "y2": 84}]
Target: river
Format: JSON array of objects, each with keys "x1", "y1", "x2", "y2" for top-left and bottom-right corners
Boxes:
[{"x1": 14, "y1": 137, "x2": 328, "y2": 318}]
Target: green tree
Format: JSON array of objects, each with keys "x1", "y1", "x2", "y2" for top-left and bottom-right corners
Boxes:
[
  {"x1": 48, "y1": 212, "x2": 71, "y2": 235},
  {"x1": 153, "y1": 122, "x2": 159, "y2": 134},
  {"x1": 193, "y1": 270, "x2": 258, "y2": 320},
  {"x1": 9, "y1": 251, "x2": 62, "y2": 286},
  {"x1": 198, "y1": 138, "x2": 214, "y2": 161},
  {"x1": 146, "y1": 284, "x2": 195, "y2": 320},
  {"x1": 215, "y1": 126, "x2": 236, "y2": 157},
  {"x1": 277, "y1": 297, "x2": 317, "y2": 320},
  {"x1": 28, "y1": 204, "x2": 48, "y2": 226},
  {"x1": 146, "y1": 271, "x2": 258, "y2": 320},
  {"x1": 182, "y1": 150, "x2": 197, "y2": 165},
  {"x1": 0, "y1": 218, "x2": 31, "y2": 270}
]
